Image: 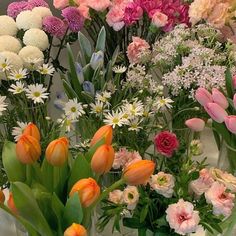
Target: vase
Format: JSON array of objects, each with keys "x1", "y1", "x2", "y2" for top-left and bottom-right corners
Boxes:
[{"x1": 101, "y1": 170, "x2": 122, "y2": 188}]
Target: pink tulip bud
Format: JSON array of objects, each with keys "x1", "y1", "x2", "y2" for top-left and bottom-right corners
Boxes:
[
  {"x1": 233, "y1": 75, "x2": 236, "y2": 89},
  {"x1": 204, "y1": 103, "x2": 228, "y2": 123},
  {"x1": 185, "y1": 118, "x2": 205, "y2": 132},
  {"x1": 212, "y1": 88, "x2": 228, "y2": 109},
  {"x1": 195, "y1": 88, "x2": 212, "y2": 106},
  {"x1": 225, "y1": 116, "x2": 236, "y2": 134},
  {"x1": 233, "y1": 94, "x2": 236, "y2": 109}
]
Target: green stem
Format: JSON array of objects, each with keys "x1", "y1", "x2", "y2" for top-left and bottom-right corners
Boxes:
[{"x1": 138, "y1": 228, "x2": 147, "y2": 236}]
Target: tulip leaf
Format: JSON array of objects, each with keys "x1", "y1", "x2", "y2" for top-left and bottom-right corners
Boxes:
[
  {"x1": 95, "y1": 27, "x2": 106, "y2": 52},
  {"x1": 41, "y1": 158, "x2": 53, "y2": 192},
  {"x1": 2, "y1": 141, "x2": 26, "y2": 182},
  {"x1": 63, "y1": 193, "x2": 83, "y2": 229},
  {"x1": 212, "y1": 121, "x2": 231, "y2": 146},
  {"x1": 63, "y1": 79, "x2": 78, "y2": 99},
  {"x1": 85, "y1": 138, "x2": 105, "y2": 163},
  {"x1": 225, "y1": 68, "x2": 234, "y2": 98},
  {"x1": 11, "y1": 182, "x2": 54, "y2": 236}
]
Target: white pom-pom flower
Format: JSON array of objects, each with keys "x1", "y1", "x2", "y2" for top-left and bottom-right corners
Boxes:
[
  {"x1": 16, "y1": 10, "x2": 42, "y2": 30},
  {"x1": 32, "y1": 7, "x2": 52, "y2": 19},
  {"x1": 0, "y1": 36, "x2": 22, "y2": 53},
  {"x1": 23, "y1": 29, "x2": 49, "y2": 51},
  {"x1": 0, "y1": 51, "x2": 23, "y2": 71},
  {"x1": 0, "y1": 15, "x2": 18, "y2": 36}
]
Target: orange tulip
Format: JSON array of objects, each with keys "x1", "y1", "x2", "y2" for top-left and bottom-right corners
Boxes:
[
  {"x1": 123, "y1": 160, "x2": 155, "y2": 185},
  {"x1": 16, "y1": 134, "x2": 41, "y2": 164},
  {"x1": 23, "y1": 123, "x2": 41, "y2": 141},
  {"x1": 45, "y1": 137, "x2": 69, "y2": 166},
  {"x1": 7, "y1": 192, "x2": 18, "y2": 214},
  {"x1": 91, "y1": 144, "x2": 114, "y2": 174},
  {"x1": 64, "y1": 223, "x2": 87, "y2": 236},
  {"x1": 0, "y1": 190, "x2": 5, "y2": 204},
  {"x1": 70, "y1": 178, "x2": 100, "y2": 208},
  {"x1": 90, "y1": 125, "x2": 112, "y2": 146}
]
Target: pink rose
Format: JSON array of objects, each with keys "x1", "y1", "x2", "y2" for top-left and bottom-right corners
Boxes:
[
  {"x1": 185, "y1": 118, "x2": 205, "y2": 132},
  {"x1": 53, "y1": 0, "x2": 69, "y2": 9},
  {"x1": 205, "y1": 182, "x2": 235, "y2": 217},
  {"x1": 127, "y1": 36, "x2": 150, "y2": 64},
  {"x1": 151, "y1": 11, "x2": 168, "y2": 28},
  {"x1": 154, "y1": 131, "x2": 179, "y2": 157},
  {"x1": 166, "y1": 199, "x2": 200, "y2": 235}
]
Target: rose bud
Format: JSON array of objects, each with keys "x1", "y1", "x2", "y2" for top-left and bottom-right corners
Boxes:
[
  {"x1": 225, "y1": 116, "x2": 236, "y2": 134},
  {"x1": 7, "y1": 192, "x2": 18, "y2": 214},
  {"x1": 90, "y1": 125, "x2": 112, "y2": 146},
  {"x1": 69, "y1": 178, "x2": 100, "y2": 208},
  {"x1": 212, "y1": 88, "x2": 229, "y2": 109},
  {"x1": 23, "y1": 122, "x2": 40, "y2": 141},
  {"x1": 45, "y1": 137, "x2": 69, "y2": 166},
  {"x1": 64, "y1": 223, "x2": 87, "y2": 236},
  {"x1": 16, "y1": 134, "x2": 41, "y2": 164},
  {"x1": 0, "y1": 190, "x2": 5, "y2": 204},
  {"x1": 185, "y1": 118, "x2": 205, "y2": 132},
  {"x1": 91, "y1": 144, "x2": 115, "y2": 174},
  {"x1": 195, "y1": 88, "x2": 212, "y2": 106},
  {"x1": 204, "y1": 103, "x2": 228, "y2": 123},
  {"x1": 123, "y1": 160, "x2": 155, "y2": 185},
  {"x1": 233, "y1": 94, "x2": 236, "y2": 109}
]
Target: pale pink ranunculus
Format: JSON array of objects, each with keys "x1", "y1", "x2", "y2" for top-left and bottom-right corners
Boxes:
[
  {"x1": 195, "y1": 88, "x2": 213, "y2": 106},
  {"x1": 106, "y1": 6, "x2": 125, "y2": 31},
  {"x1": 53, "y1": 0, "x2": 69, "y2": 9},
  {"x1": 108, "y1": 190, "x2": 123, "y2": 204},
  {"x1": 225, "y1": 116, "x2": 236, "y2": 134},
  {"x1": 123, "y1": 186, "x2": 139, "y2": 210},
  {"x1": 166, "y1": 199, "x2": 200, "y2": 235},
  {"x1": 151, "y1": 11, "x2": 168, "y2": 28},
  {"x1": 77, "y1": 5, "x2": 90, "y2": 19},
  {"x1": 212, "y1": 88, "x2": 229, "y2": 109},
  {"x1": 204, "y1": 102, "x2": 228, "y2": 123},
  {"x1": 205, "y1": 182, "x2": 235, "y2": 217},
  {"x1": 150, "y1": 172, "x2": 175, "y2": 198},
  {"x1": 127, "y1": 36, "x2": 150, "y2": 64},
  {"x1": 185, "y1": 118, "x2": 205, "y2": 132}
]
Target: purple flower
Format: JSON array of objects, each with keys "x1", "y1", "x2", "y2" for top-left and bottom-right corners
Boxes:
[
  {"x1": 27, "y1": 0, "x2": 49, "y2": 8},
  {"x1": 123, "y1": 2, "x2": 143, "y2": 26},
  {"x1": 43, "y1": 16, "x2": 68, "y2": 37},
  {"x1": 62, "y1": 7, "x2": 85, "y2": 32},
  {"x1": 7, "y1": 1, "x2": 32, "y2": 18}
]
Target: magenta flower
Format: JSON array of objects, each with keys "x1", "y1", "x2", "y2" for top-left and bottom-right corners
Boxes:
[
  {"x1": 28, "y1": 0, "x2": 49, "y2": 8},
  {"x1": 62, "y1": 7, "x2": 85, "y2": 32},
  {"x1": 123, "y1": 2, "x2": 143, "y2": 26},
  {"x1": 7, "y1": 1, "x2": 32, "y2": 18}
]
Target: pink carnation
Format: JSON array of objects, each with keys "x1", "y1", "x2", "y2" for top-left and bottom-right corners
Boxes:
[
  {"x1": 166, "y1": 199, "x2": 200, "y2": 235},
  {"x1": 28, "y1": 0, "x2": 49, "y2": 8},
  {"x1": 106, "y1": 6, "x2": 125, "y2": 31},
  {"x1": 123, "y1": 2, "x2": 143, "y2": 26},
  {"x1": 151, "y1": 10, "x2": 168, "y2": 28},
  {"x1": 77, "y1": 5, "x2": 90, "y2": 19},
  {"x1": 7, "y1": 1, "x2": 32, "y2": 18},
  {"x1": 205, "y1": 182, "x2": 235, "y2": 217},
  {"x1": 53, "y1": 0, "x2": 69, "y2": 9}
]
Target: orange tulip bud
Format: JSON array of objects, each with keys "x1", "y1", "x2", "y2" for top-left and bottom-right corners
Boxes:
[
  {"x1": 70, "y1": 178, "x2": 100, "y2": 208},
  {"x1": 7, "y1": 192, "x2": 18, "y2": 214},
  {"x1": 90, "y1": 125, "x2": 112, "y2": 146},
  {"x1": 23, "y1": 123, "x2": 40, "y2": 141},
  {"x1": 45, "y1": 137, "x2": 69, "y2": 166},
  {"x1": 123, "y1": 160, "x2": 155, "y2": 185},
  {"x1": 0, "y1": 190, "x2": 5, "y2": 204},
  {"x1": 16, "y1": 134, "x2": 41, "y2": 164},
  {"x1": 91, "y1": 144, "x2": 114, "y2": 174},
  {"x1": 64, "y1": 223, "x2": 87, "y2": 236}
]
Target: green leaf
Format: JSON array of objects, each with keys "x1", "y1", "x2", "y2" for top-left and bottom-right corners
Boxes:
[
  {"x1": 140, "y1": 205, "x2": 149, "y2": 223},
  {"x1": 123, "y1": 218, "x2": 146, "y2": 229},
  {"x1": 95, "y1": 27, "x2": 106, "y2": 52},
  {"x1": 12, "y1": 182, "x2": 53, "y2": 236},
  {"x1": 225, "y1": 68, "x2": 234, "y2": 98},
  {"x1": 111, "y1": 46, "x2": 120, "y2": 66},
  {"x1": 85, "y1": 138, "x2": 105, "y2": 163},
  {"x1": 63, "y1": 193, "x2": 83, "y2": 229},
  {"x1": 63, "y1": 79, "x2": 78, "y2": 99},
  {"x1": 41, "y1": 158, "x2": 53, "y2": 192},
  {"x1": 2, "y1": 141, "x2": 26, "y2": 182},
  {"x1": 212, "y1": 121, "x2": 231, "y2": 146},
  {"x1": 78, "y1": 31, "x2": 92, "y2": 64}
]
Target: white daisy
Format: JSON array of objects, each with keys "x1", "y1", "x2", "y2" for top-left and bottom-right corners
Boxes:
[
  {"x1": 96, "y1": 91, "x2": 111, "y2": 104},
  {"x1": 0, "y1": 96, "x2": 7, "y2": 116},
  {"x1": 37, "y1": 64, "x2": 55, "y2": 76},
  {"x1": 57, "y1": 116, "x2": 76, "y2": 132},
  {"x1": 123, "y1": 100, "x2": 144, "y2": 117},
  {"x1": 8, "y1": 68, "x2": 28, "y2": 80},
  {"x1": 8, "y1": 81, "x2": 25, "y2": 94},
  {"x1": 127, "y1": 118, "x2": 143, "y2": 132},
  {"x1": 90, "y1": 100, "x2": 108, "y2": 116},
  {"x1": 104, "y1": 110, "x2": 127, "y2": 128},
  {"x1": 113, "y1": 65, "x2": 127, "y2": 74},
  {"x1": 155, "y1": 97, "x2": 174, "y2": 110},
  {"x1": 25, "y1": 83, "x2": 49, "y2": 104},
  {"x1": 0, "y1": 57, "x2": 12, "y2": 72},
  {"x1": 63, "y1": 98, "x2": 85, "y2": 121},
  {"x1": 12, "y1": 121, "x2": 29, "y2": 141}
]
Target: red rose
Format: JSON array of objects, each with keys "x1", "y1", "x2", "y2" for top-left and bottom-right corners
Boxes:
[{"x1": 154, "y1": 131, "x2": 179, "y2": 157}]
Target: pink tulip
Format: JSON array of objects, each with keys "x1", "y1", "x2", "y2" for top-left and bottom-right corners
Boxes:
[
  {"x1": 212, "y1": 88, "x2": 229, "y2": 109},
  {"x1": 195, "y1": 88, "x2": 212, "y2": 106},
  {"x1": 225, "y1": 116, "x2": 236, "y2": 134},
  {"x1": 185, "y1": 118, "x2": 205, "y2": 132},
  {"x1": 233, "y1": 94, "x2": 236, "y2": 109},
  {"x1": 204, "y1": 103, "x2": 228, "y2": 123}
]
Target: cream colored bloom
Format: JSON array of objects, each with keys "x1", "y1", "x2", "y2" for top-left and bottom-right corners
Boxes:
[
  {"x1": 0, "y1": 51, "x2": 23, "y2": 71},
  {"x1": 32, "y1": 7, "x2": 52, "y2": 19},
  {"x1": 123, "y1": 186, "x2": 139, "y2": 210},
  {"x1": 108, "y1": 190, "x2": 123, "y2": 204},
  {"x1": 0, "y1": 36, "x2": 22, "y2": 53},
  {"x1": 0, "y1": 15, "x2": 18, "y2": 36}
]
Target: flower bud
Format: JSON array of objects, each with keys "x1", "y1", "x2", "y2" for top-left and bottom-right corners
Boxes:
[
  {"x1": 16, "y1": 134, "x2": 41, "y2": 164},
  {"x1": 90, "y1": 51, "x2": 104, "y2": 70},
  {"x1": 69, "y1": 178, "x2": 100, "y2": 208},
  {"x1": 185, "y1": 118, "x2": 205, "y2": 132},
  {"x1": 7, "y1": 192, "x2": 18, "y2": 214},
  {"x1": 23, "y1": 122, "x2": 41, "y2": 141},
  {"x1": 190, "y1": 140, "x2": 204, "y2": 156},
  {"x1": 64, "y1": 223, "x2": 87, "y2": 236},
  {"x1": 195, "y1": 88, "x2": 212, "y2": 106},
  {"x1": 225, "y1": 116, "x2": 236, "y2": 134},
  {"x1": 90, "y1": 125, "x2": 112, "y2": 146},
  {"x1": 45, "y1": 137, "x2": 69, "y2": 166},
  {"x1": 0, "y1": 190, "x2": 5, "y2": 204},
  {"x1": 212, "y1": 88, "x2": 229, "y2": 109},
  {"x1": 123, "y1": 160, "x2": 155, "y2": 185},
  {"x1": 204, "y1": 103, "x2": 228, "y2": 123},
  {"x1": 91, "y1": 144, "x2": 114, "y2": 174}
]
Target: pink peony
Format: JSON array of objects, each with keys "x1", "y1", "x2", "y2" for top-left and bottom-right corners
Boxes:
[
  {"x1": 154, "y1": 131, "x2": 179, "y2": 157},
  {"x1": 53, "y1": 0, "x2": 69, "y2": 9},
  {"x1": 127, "y1": 36, "x2": 150, "y2": 64},
  {"x1": 7, "y1": 1, "x2": 32, "y2": 18},
  {"x1": 106, "y1": 6, "x2": 125, "y2": 31},
  {"x1": 166, "y1": 199, "x2": 200, "y2": 235},
  {"x1": 151, "y1": 11, "x2": 168, "y2": 28},
  {"x1": 205, "y1": 182, "x2": 235, "y2": 217},
  {"x1": 123, "y1": 2, "x2": 143, "y2": 26}
]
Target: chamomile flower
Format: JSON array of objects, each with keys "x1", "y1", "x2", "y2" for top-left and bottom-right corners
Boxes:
[
  {"x1": 90, "y1": 100, "x2": 107, "y2": 116},
  {"x1": 37, "y1": 64, "x2": 55, "y2": 75},
  {"x1": 8, "y1": 68, "x2": 28, "y2": 80},
  {"x1": 0, "y1": 57, "x2": 12, "y2": 72},
  {"x1": 0, "y1": 96, "x2": 7, "y2": 116},
  {"x1": 63, "y1": 98, "x2": 85, "y2": 120},
  {"x1": 12, "y1": 121, "x2": 29, "y2": 141},
  {"x1": 127, "y1": 118, "x2": 143, "y2": 132},
  {"x1": 96, "y1": 91, "x2": 111, "y2": 104},
  {"x1": 113, "y1": 65, "x2": 127, "y2": 74},
  {"x1": 25, "y1": 83, "x2": 49, "y2": 104},
  {"x1": 8, "y1": 81, "x2": 25, "y2": 94},
  {"x1": 104, "y1": 110, "x2": 127, "y2": 128},
  {"x1": 155, "y1": 97, "x2": 174, "y2": 110}
]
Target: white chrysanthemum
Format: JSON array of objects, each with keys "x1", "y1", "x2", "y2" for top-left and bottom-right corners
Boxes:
[
  {"x1": 23, "y1": 29, "x2": 49, "y2": 51},
  {"x1": 0, "y1": 36, "x2": 22, "y2": 53},
  {"x1": 0, "y1": 96, "x2": 7, "y2": 116},
  {"x1": 25, "y1": 83, "x2": 49, "y2": 104},
  {"x1": 32, "y1": 7, "x2": 52, "y2": 19},
  {"x1": 0, "y1": 15, "x2": 18, "y2": 36},
  {"x1": 0, "y1": 51, "x2": 23, "y2": 71},
  {"x1": 18, "y1": 46, "x2": 44, "y2": 67},
  {"x1": 8, "y1": 81, "x2": 25, "y2": 94},
  {"x1": 16, "y1": 10, "x2": 42, "y2": 30},
  {"x1": 12, "y1": 121, "x2": 29, "y2": 141}
]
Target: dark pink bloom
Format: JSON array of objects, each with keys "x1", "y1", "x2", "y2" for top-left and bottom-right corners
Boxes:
[
  {"x1": 28, "y1": 0, "x2": 49, "y2": 8},
  {"x1": 123, "y1": 2, "x2": 143, "y2": 25},
  {"x1": 7, "y1": 1, "x2": 32, "y2": 18}
]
